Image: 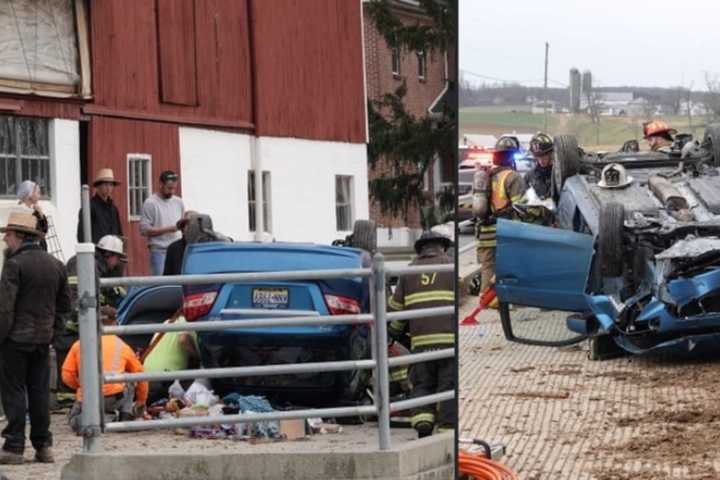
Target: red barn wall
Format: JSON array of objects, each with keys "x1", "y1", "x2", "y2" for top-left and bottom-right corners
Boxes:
[
  {"x1": 88, "y1": 116, "x2": 180, "y2": 275},
  {"x1": 250, "y1": 0, "x2": 367, "y2": 143},
  {"x1": 86, "y1": 0, "x2": 253, "y2": 129}
]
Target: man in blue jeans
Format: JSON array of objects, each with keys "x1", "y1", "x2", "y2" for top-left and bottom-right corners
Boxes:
[{"x1": 139, "y1": 171, "x2": 184, "y2": 275}]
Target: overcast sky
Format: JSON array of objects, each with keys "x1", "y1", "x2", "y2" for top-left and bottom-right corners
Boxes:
[{"x1": 460, "y1": 0, "x2": 720, "y2": 90}]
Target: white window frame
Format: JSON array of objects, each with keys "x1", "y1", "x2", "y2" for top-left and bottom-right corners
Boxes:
[
  {"x1": 248, "y1": 170, "x2": 272, "y2": 233},
  {"x1": 391, "y1": 46, "x2": 401, "y2": 77},
  {"x1": 126, "y1": 153, "x2": 152, "y2": 221},
  {"x1": 335, "y1": 175, "x2": 355, "y2": 232},
  {"x1": 417, "y1": 50, "x2": 427, "y2": 81}
]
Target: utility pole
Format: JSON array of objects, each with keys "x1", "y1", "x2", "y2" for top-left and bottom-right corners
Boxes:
[
  {"x1": 687, "y1": 83, "x2": 694, "y2": 136},
  {"x1": 543, "y1": 42, "x2": 549, "y2": 132}
]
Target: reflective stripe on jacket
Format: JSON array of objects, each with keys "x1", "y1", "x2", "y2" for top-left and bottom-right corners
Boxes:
[
  {"x1": 387, "y1": 247, "x2": 454, "y2": 351},
  {"x1": 61, "y1": 334, "x2": 148, "y2": 404},
  {"x1": 476, "y1": 168, "x2": 526, "y2": 248}
]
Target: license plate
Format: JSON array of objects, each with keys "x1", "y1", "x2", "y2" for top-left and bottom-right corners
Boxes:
[{"x1": 252, "y1": 288, "x2": 289, "y2": 309}]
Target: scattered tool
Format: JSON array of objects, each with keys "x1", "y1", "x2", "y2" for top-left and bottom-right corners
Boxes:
[{"x1": 461, "y1": 287, "x2": 496, "y2": 326}]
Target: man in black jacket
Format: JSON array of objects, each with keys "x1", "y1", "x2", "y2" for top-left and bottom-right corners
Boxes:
[
  {"x1": 0, "y1": 212, "x2": 70, "y2": 464},
  {"x1": 77, "y1": 168, "x2": 123, "y2": 244}
]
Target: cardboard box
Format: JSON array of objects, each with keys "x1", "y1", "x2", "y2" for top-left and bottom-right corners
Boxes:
[{"x1": 279, "y1": 419, "x2": 307, "y2": 440}]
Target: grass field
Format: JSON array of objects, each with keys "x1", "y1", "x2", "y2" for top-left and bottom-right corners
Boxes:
[{"x1": 460, "y1": 106, "x2": 713, "y2": 150}]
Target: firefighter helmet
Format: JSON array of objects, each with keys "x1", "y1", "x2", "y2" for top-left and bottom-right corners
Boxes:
[
  {"x1": 414, "y1": 230, "x2": 452, "y2": 254},
  {"x1": 530, "y1": 132, "x2": 554, "y2": 156},
  {"x1": 598, "y1": 163, "x2": 633, "y2": 189},
  {"x1": 493, "y1": 136, "x2": 519, "y2": 168},
  {"x1": 643, "y1": 120, "x2": 677, "y2": 139},
  {"x1": 97, "y1": 235, "x2": 126, "y2": 259}
]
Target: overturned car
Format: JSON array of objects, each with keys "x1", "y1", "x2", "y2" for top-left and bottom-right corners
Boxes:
[{"x1": 495, "y1": 125, "x2": 720, "y2": 358}]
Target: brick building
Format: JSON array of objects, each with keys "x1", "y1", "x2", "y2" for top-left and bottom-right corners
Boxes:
[{"x1": 363, "y1": 0, "x2": 455, "y2": 247}]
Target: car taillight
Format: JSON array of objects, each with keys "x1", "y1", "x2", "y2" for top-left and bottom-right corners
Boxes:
[
  {"x1": 324, "y1": 294, "x2": 361, "y2": 315},
  {"x1": 183, "y1": 290, "x2": 218, "y2": 321}
]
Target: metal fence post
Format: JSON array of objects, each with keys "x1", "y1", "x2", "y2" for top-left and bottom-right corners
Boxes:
[
  {"x1": 77, "y1": 241, "x2": 102, "y2": 452},
  {"x1": 372, "y1": 253, "x2": 391, "y2": 450},
  {"x1": 81, "y1": 185, "x2": 91, "y2": 243}
]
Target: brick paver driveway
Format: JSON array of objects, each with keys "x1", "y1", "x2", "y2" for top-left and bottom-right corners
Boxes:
[{"x1": 459, "y1": 297, "x2": 720, "y2": 480}]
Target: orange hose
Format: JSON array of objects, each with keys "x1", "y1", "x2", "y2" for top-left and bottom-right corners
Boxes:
[{"x1": 458, "y1": 450, "x2": 519, "y2": 480}]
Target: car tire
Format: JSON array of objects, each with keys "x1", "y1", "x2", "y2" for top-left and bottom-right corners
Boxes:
[
  {"x1": 350, "y1": 220, "x2": 377, "y2": 253},
  {"x1": 703, "y1": 124, "x2": 720, "y2": 167},
  {"x1": 552, "y1": 135, "x2": 581, "y2": 199},
  {"x1": 598, "y1": 202, "x2": 625, "y2": 277}
]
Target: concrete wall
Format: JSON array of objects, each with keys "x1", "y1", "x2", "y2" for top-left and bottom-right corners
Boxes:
[{"x1": 179, "y1": 128, "x2": 369, "y2": 245}]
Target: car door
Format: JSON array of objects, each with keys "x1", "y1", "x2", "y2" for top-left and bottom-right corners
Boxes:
[{"x1": 495, "y1": 218, "x2": 594, "y2": 312}]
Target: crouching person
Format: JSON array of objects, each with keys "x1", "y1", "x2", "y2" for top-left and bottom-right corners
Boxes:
[
  {"x1": 388, "y1": 230, "x2": 455, "y2": 438},
  {"x1": 62, "y1": 308, "x2": 148, "y2": 433}
]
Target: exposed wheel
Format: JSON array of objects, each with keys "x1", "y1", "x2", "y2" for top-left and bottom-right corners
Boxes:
[
  {"x1": 552, "y1": 135, "x2": 581, "y2": 198},
  {"x1": 598, "y1": 203, "x2": 625, "y2": 277},
  {"x1": 703, "y1": 124, "x2": 720, "y2": 167},
  {"x1": 350, "y1": 220, "x2": 377, "y2": 253}
]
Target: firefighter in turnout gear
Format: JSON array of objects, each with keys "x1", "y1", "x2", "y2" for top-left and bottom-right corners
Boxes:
[
  {"x1": 388, "y1": 230, "x2": 455, "y2": 438},
  {"x1": 473, "y1": 137, "x2": 527, "y2": 301},
  {"x1": 643, "y1": 120, "x2": 676, "y2": 152},
  {"x1": 53, "y1": 235, "x2": 128, "y2": 391},
  {"x1": 525, "y1": 132, "x2": 554, "y2": 199}
]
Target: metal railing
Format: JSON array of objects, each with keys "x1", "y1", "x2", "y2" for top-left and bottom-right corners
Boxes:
[{"x1": 75, "y1": 188, "x2": 456, "y2": 452}]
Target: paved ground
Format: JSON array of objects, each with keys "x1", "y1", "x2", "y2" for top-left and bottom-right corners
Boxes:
[
  {"x1": 0, "y1": 417, "x2": 416, "y2": 480},
  {"x1": 459, "y1": 296, "x2": 720, "y2": 480}
]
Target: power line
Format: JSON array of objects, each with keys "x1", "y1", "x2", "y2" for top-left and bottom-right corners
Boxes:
[{"x1": 461, "y1": 69, "x2": 567, "y2": 88}]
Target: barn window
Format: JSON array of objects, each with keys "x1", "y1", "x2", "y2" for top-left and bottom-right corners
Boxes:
[
  {"x1": 0, "y1": 116, "x2": 51, "y2": 198},
  {"x1": 417, "y1": 50, "x2": 427, "y2": 81},
  {"x1": 127, "y1": 154, "x2": 152, "y2": 220},
  {"x1": 335, "y1": 175, "x2": 354, "y2": 232},
  {"x1": 248, "y1": 170, "x2": 271, "y2": 233},
  {"x1": 0, "y1": 0, "x2": 91, "y2": 97}
]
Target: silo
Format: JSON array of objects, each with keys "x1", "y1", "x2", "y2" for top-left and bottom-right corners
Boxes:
[{"x1": 569, "y1": 68, "x2": 581, "y2": 113}]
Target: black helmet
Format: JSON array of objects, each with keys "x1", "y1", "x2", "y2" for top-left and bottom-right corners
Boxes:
[
  {"x1": 495, "y1": 136, "x2": 520, "y2": 153},
  {"x1": 530, "y1": 133, "x2": 554, "y2": 156},
  {"x1": 414, "y1": 230, "x2": 451, "y2": 254}
]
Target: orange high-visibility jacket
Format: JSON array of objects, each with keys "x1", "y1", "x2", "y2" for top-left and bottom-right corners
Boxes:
[{"x1": 62, "y1": 335, "x2": 149, "y2": 404}]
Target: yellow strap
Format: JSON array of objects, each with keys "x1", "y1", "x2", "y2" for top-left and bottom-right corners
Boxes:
[
  {"x1": 478, "y1": 239, "x2": 497, "y2": 248},
  {"x1": 68, "y1": 276, "x2": 78, "y2": 285},
  {"x1": 411, "y1": 333, "x2": 455, "y2": 350},
  {"x1": 110, "y1": 336, "x2": 123, "y2": 376}
]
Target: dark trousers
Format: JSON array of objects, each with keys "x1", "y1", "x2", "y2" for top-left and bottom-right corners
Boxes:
[
  {"x1": 409, "y1": 353, "x2": 456, "y2": 429},
  {"x1": 0, "y1": 342, "x2": 52, "y2": 453}
]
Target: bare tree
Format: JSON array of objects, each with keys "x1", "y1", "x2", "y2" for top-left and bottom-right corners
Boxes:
[{"x1": 705, "y1": 72, "x2": 720, "y2": 120}]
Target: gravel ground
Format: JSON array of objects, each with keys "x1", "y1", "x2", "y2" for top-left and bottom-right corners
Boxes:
[
  {"x1": 0, "y1": 414, "x2": 417, "y2": 480},
  {"x1": 459, "y1": 296, "x2": 720, "y2": 480}
]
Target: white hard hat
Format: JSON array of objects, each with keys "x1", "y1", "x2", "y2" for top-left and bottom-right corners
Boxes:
[
  {"x1": 598, "y1": 163, "x2": 633, "y2": 189},
  {"x1": 97, "y1": 235, "x2": 126, "y2": 258},
  {"x1": 430, "y1": 223, "x2": 455, "y2": 244}
]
